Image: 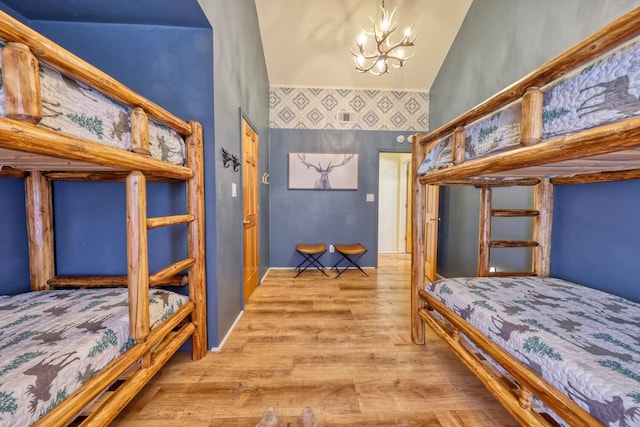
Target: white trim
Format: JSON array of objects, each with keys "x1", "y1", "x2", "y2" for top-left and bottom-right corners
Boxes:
[
  {"x1": 260, "y1": 268, "x2": 271, "y2": 283},
  {"x1": 210, "y1": 310, "x2": 243, "y2": 352}
]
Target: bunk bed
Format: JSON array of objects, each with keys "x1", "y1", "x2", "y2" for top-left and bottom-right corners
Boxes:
[
  {"x1": 0, "y1": 10, "x2": 207, "y2": 426},
  {"x1": 411, "y1": 7, "x2": 640, "y2": 427}
]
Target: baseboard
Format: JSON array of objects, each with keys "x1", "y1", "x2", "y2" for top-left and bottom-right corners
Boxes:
[
  {"x1": 260, "y1": 268, "x2": 271, "y2": 283},
  {"x1": 210, "y1": 310, "x2": 243, "y2": 352}
]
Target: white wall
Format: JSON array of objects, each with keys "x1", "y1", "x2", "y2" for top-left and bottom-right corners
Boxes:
[{"x1": 378, "y1": 152, "x2": 412, "y2": 252}]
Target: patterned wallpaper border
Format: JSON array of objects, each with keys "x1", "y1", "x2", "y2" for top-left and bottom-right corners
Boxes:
[{"x1": 269, "y1": 86, "x2": 429, "y2": 131}]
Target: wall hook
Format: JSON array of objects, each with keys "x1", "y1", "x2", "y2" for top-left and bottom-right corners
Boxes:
[
  {"x1": 261, "y1": 172, "x2": 270, "y2": 185},
  {"x1": 222, "y1": 148, "x2": 241, "y2": 172}
]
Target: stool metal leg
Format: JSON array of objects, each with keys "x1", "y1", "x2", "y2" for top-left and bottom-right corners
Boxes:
[
  {"x1": 332, "y1": 251, "x2": 368, "y2": 278},
  {"x1": 294, "y1": 250, "x2": 328, "y2": 278}
]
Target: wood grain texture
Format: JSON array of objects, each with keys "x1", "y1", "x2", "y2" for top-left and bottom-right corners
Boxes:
[
  {"x1": 419, "y1": 116, "x2": 640, "y2": 184},
  {"x1": 25, "y1": 170, "x2": 54, "y2": 291},
  {"x1": 0, "y1": 10, "x2": 190, "y2": 136},
  {"x1": 411, "y1": 134, "x2": 427, "y2": 345},
  {"x1": 532, "y1": 179, "x2": 553, "y2": 277},
  {"x1": 131, "y1": 107, "x2": 150, "y2": 156},
  {"x1": 186, "y1": 120, "x2": 208, "y2": 360},
  {"x1": 0, "y1": 119, "x2": 192, "y2": 179},
  {"x1": 2, "y1": 42, "x2": 42, "y2": 123},
  {"x1": 519, "y1": 87, "x2": 542, "y2": 147},
  {"x1": 419, "y1": 290, "x2": 600, "y2": 426},
  {"x1": 112, "y1": 255, "x2": 518, "y2": 427},
  {"x1": 477, "y1": 187, "x2": 491, "y2": 276},
  {"x1": 126, "y1": 171, "x2": 150, "y2": 344},
  {"x1": 418, "y1": 6, "x2": 640, "y2": 146}
]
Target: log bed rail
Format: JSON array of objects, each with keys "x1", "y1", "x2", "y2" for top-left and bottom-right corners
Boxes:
[
  {"x1": 412, "y1": 6, "x2": 640, "y2": 427},
  {"x1": 0, "y1": 10, "x2": 207, "y2": 427},
  {"x1": 416, "y1": 6, "x2": 640, "y2": 186}
]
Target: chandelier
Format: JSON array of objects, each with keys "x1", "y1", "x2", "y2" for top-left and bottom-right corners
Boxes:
[{"x1": 350, "y1": 0, "x2": 416, "y2": 76}]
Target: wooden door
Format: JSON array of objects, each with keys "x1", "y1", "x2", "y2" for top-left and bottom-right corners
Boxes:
[
  {"x1": 424, "y1": 185, "x2": 439, "y2": 282},
  {"x1": 242, "y1": 119, "x2": 259, "y2": 303}
]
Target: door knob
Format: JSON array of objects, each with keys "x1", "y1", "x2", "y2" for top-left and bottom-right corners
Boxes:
[{"x1": 243, "y1": 220, "x2": 250, "y2": 225}]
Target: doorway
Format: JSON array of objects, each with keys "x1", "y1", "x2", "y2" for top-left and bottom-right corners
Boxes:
[{"x1": 378, "y1": 152, "x2": 412, "y2": 253}]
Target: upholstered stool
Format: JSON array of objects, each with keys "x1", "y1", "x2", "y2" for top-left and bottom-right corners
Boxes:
[
  {"x1": 332, "y1": 243, "x2": 368, "y2": 277},
  {"x1": 294, "y1": 243, "x2": 328, "y2": 277}
]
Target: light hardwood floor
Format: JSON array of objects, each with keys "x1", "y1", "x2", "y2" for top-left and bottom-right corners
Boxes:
[{"x1": 113, "y1": 254, "x2": 518, "y2": 426}]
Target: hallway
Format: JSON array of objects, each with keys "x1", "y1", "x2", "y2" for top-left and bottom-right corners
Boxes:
[{"x1": 114, "y1": 254, "x2": 517, "y2": 426}]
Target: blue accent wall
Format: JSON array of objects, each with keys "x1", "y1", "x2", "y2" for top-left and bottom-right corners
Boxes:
[
  {"x1": 0, "y1": 178, "x2": 28, "y2": 294},
  {"x1": 551, "y1": 181, "x2": 640, "y2": 302},
  {"x1": 0, "y1": 6, "x2": 220, "y2": 347},
  {"x1": 0, "y1": 0, "x2": 271, "y2": 347},
  {"x1": 29, "y1": 19, "x2": 217, "y2": 345},
  {"x1": 269, "y1": 129, "x2": 411, "y2": 269},
  {"x1": 429, "y1": 0, "x2": 640, "y2": 301}
]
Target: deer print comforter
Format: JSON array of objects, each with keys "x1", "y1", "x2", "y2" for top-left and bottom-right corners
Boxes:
[
  {"x1": 0, "y1": 288, "x2": 188, "y2": 426},
  {"x1": 425, "y1": 276, "x2": 640, "y2": 427},
  {"x1": 418, "y1": 33, "x2": 640, "y2": 175},
  {"x1": 0, "y1": 48, "x2": 186, "y2": 166}
]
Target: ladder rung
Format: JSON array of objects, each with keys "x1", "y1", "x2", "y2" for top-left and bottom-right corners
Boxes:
[
  {"x1": 489, "y1": 271, "x2": 537, "y2": 277},
  {"x1": 492, "y1": 209, "x2": 539, "y2": 217},
  {"x1": 150, "y1": 258, "x2": 196, "y2": 286},
  {"x1": 147, "y1": 214, "x2": 195, "y2": 230},
  {"x1": 490, "y1": 240, "x2": 539, "y2": 248}
]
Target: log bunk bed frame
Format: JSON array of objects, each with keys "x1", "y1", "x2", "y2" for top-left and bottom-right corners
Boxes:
[
  {"x1": 0, "y1": 10, "x2": 206, "y2": 427},
  {"x1": 411, "y1": 7, "x2": 640, "y2": 427}
]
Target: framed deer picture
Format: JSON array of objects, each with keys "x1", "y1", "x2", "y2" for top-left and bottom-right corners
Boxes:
[{"x1": 288, "y1": 152, "x2": 359, "y2": 190}]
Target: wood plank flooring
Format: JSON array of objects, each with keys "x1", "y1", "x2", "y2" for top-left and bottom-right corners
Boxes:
[{"x1": 113, "y1": 254, "x2": 518, "y2": 426}]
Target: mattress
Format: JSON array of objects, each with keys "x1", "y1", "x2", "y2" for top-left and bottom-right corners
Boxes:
[
  {"x1": 418, "y1": 34, "x2": 640, "y2": 175},
  {"x1": 0, "y1": 45, "x2": 186, "y2": 166},
  {"x1": 425, "y1": 276, "x2": 640, "y2": 427},
  {"x1": 0, "y1": 288, "x2": 188, "y2": 426}
]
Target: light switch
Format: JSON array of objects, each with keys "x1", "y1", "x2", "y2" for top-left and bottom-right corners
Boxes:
[
  {"x1": 366, "y1": 193, "x2": 375, "y2": 202},
  {"x1": 232, "y1": 182, "x2": 237, "y2": 198}
]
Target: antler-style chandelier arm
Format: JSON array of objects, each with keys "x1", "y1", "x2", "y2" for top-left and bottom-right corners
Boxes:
[{"x1": 350, "y1": 4, "x2": 416, "y2": 75}]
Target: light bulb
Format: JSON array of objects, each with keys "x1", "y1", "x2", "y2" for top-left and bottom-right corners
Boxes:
[{"x1": 357, "y1": 32, "x2": 367, "y2": 47}]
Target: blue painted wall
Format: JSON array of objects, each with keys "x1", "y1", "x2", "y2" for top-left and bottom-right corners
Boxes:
[
  {"x1": 269, "y1": 128, "x2": 412, "y2": 269},
  {"x1": 429, "y1": 0, "x2": 640, "y2": 301},
  {"x1": 0, "y1": 0, "x2": 272, "y2": 347},
  {"x1": 551, "y1": 181, "x2": 640, "y2": 302},
  {"x1": 0, "y1": 3, "x2": 222, "y2": 346}
]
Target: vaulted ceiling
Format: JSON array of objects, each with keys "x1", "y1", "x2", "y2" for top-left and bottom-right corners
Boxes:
[
  {"x1": 0, "y1": 0, "x2": 472, "y2": 92},
  {"x1": 255, "y1": 0, "x2": 473, "y2": 91}
]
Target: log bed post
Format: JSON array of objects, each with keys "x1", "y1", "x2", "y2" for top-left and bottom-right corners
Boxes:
[
  {"x1": 25, "y1": 171, "x2": 55, "y2": 291},
  {"x1": 126, "y1": 171, "x2": 150, "y2": 363},
  {"x1": 411, "y1": 133, "x2": 427, "y2": 344},
  {"x1": 452, "y1": 126, "x2": 466, "y2": 165},
  {"x1": 186, "y1": 121, "x2": 207, "y2": 359},
  {"x1": 2, "y1": 42, "x2": 42, "y2": 124},
  {"x1": 520, "y1": 87, "x2": 543, "y2": 147},
  {"x1": 477, "y1": 186, "x2": 492, "y2": 276},
  {"x1": 130, "y1": 107, "x2": 150, "y2": 156},
  {"x1": 533, "y1": 178, "x2": 553, "y2": 277}
]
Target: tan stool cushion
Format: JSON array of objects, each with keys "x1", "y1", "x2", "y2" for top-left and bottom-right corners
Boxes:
[
  {"x1": 296, "y1": 243, "x2": 327, "y2": 254},
  {"x1": 333, "y1": 243, "x2": 367, "y2": 255}
]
